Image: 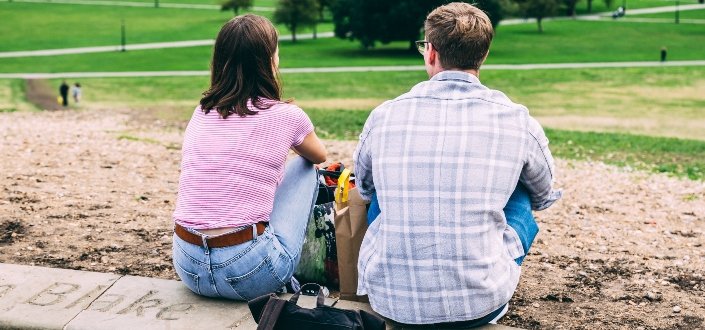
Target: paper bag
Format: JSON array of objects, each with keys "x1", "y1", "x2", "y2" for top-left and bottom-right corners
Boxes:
[{"x1": 335, "y1": 187, "x2": 370, "y2": 302}]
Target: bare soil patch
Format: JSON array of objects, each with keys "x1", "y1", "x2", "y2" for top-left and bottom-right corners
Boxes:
[
  {"x1": 25, "y1": 79, "x2": 64, "y2": 111},
  {"x1": 0, "y1": 108, "x2": 703, "y2": 329}
]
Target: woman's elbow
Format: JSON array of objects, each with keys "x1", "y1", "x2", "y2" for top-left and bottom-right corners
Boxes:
[{"x1": 311, "y1": 149, "x2": 327, "y2": 164}]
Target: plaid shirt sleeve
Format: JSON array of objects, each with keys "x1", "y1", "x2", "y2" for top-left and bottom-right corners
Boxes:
[
  {"x1": 353, "y1": 107, "x2": 378, "y2": 202},
  {"x1": 522, "y1": 116, "x2": 562, "y2": 210}
]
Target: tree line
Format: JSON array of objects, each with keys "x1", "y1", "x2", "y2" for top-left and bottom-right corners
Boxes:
[{"x1": 220, "y1": 0, "x2": 615, "y2": 47}]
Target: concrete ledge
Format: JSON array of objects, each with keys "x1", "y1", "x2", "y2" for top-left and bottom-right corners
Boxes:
[{"x1": 0, "y1": 263, "x2": 519, "y2": 329}]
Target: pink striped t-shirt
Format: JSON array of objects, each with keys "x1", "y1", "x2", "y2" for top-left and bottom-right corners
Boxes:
[{"x1": 173, "y1": 101, "x2": 314, "y2": 229}]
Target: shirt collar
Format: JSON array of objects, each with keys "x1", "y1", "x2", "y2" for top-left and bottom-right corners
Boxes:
[{"x1": 430, "y1": 70, "x2": 481, "y2": 84}]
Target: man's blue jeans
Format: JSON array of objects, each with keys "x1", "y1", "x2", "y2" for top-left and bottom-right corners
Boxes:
[
  {"x1": 366, "y1": 184, "x2": 538, "y2": 327},
  {"x1": 172, "y1": 157, "x2": 319, "y2": 301}
]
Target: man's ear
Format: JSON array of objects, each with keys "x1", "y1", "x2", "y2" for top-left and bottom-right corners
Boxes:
[{"x1": 428, "y1": 43, "x2": 437, "y2": 66}]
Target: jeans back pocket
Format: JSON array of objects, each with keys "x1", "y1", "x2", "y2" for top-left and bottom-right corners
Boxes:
[{"x1": 225, "y1": 253, "x2": 288, "y2": 301}]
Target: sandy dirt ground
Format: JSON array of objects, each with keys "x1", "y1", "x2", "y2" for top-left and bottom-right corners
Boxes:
[{"x1": 1, "y1": 108, "x2": 704, "y2": 329}]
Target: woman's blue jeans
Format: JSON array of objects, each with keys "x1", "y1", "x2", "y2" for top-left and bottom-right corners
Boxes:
[{"x1": 172, "y1": 157, "x2": 318, "y2": 301}]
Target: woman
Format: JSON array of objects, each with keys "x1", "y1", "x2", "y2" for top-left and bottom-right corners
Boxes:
[{"x1": 172, "y1": 14, "x2": 327, "y2": 301}]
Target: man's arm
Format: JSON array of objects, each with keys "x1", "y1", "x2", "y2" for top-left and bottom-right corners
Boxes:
[
  {"x1": 353, "y1": 109, "x2": 378, "y2": 202},
  {"x1": 521, "y1": 117, "x2": 562, "y2": 210}
]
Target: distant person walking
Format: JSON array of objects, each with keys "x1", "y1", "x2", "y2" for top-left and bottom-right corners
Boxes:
[
  {"x1": 72, "y1": 83, "x2": 82, "y2": 104},
  {"x1": 59, "y1": 81, "x2": 69, "y2": 107},
  {"x1": 660, "y1": 47, "x2": 668, "y2": 62}
]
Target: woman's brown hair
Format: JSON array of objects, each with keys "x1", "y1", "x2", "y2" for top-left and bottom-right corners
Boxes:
[{"x1": 200, "y1": 15, "x2": 282, "y2": 118}]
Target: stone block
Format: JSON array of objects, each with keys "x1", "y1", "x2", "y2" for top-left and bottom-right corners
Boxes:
[{"x1": 0, "y1": 263, "x2": 120, "y2": 329}]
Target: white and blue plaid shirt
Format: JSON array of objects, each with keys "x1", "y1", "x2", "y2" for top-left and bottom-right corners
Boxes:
[{"x1": 354, "y1": 71, "x2": 561, "y2": 324}]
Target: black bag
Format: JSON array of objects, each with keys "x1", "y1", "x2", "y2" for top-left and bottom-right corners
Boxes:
[
  {"x1": 316, "y1": 168, "x2": 345, "y2": 205},
  {"x1": 248, "y1": 284, "x2": 386, "y2": 330}
]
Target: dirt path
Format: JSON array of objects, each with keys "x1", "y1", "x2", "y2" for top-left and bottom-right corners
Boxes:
[{"x1": 0, "y1": 108, "x2": 703, "y2": 329}]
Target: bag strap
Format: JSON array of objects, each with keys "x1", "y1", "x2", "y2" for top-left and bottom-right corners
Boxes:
[
  {"x1": 289, "y1": 283, "x2": 326, "y2": 307},
  {"x1": 318, "y1": 169, "x2": 342, "y2": 179},
  {"x1": 256, "y1": 297, "x2": 287, "y2": 330},
  {"x1": 335, "y1": 168, "x2": 352, "y2": 205},
  {"x1": 360, "y1": 309, "x2": 387, "y2": 330}
]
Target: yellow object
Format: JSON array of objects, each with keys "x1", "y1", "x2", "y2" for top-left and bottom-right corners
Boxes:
[
  {"x1": 57, "y1": 96, "x2": 63, "y2": 105},
  {"x1": 335, "y1": 168, "x2": 352, "y2": 205}
]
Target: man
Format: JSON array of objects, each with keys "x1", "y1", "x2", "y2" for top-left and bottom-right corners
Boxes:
[
  {"x1": 59, "y1": 80, "x2": 69, "y2": 107},
  {"x1": 353, "y1": 2, "x2": 561, "y2": 326}
]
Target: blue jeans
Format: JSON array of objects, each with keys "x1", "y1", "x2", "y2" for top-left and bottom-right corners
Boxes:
[
  {"x1": 172, "y1": 157, "x2": 319, "y2": 301},
  {"x1": 366, "y1": 184, "x2": 538, "y2": 327},
  {"x1": 502, "y1": 183, "x2": 538, "y2": 266}
]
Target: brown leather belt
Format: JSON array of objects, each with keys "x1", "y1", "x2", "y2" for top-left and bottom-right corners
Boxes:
[{"x1": 174, "y1": 222, "x2": 267, "y2": 248}]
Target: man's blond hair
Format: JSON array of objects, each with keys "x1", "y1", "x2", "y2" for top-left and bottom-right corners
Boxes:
[{"x1": 424, "y1": 2, "x2": 494, "y2": 71}]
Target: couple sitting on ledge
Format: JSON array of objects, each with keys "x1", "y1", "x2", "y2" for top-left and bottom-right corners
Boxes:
[{"x1": 171, "y1": 2, "x2": 561, "y2": 328}]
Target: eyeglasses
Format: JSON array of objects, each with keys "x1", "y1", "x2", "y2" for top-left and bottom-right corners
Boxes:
[{"x1": 415, "y1": 40, "x2": 431, "y2": 55}]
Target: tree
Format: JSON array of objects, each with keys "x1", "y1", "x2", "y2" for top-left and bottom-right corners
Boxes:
[
  {"x1": 274, "y1": 0, "x2": 319, "y2": 43},
  {"x1": 587, "y1": 0, "x2": 613, "y2": 13},
  {"x1": 220, "y1": 0, "x2": 253, "y2": 15},
  {"x1": 331, "y1": 0, "x2": 430, "y2": 49},
  {"x1": 517, "y1": 0, "x2": 560, "y2": 32},
  {"x1": 316, "y1": 0, "x2": 333, "y2": 21},
  {"x1": 331, "y1": 0, "x2": 505, "y2": 50},
  {"x1": 563, "y1": 0, "x2": 580, "y2": 17},
  {"x1": 475, "y1": 0, "x2": 505, "y2": 28},
  {"x1": 311, "y1": 0, "x2": 333, "y2": 39}
]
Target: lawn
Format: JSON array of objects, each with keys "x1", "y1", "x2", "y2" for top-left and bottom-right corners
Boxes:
[
  {"x1": 57, "y1": 0, "x2": 276, "y2": 4},
  {"x1": 0, "y1": 79, "x2": 34, "y2": 112},
  {"x1": 0, "y1": 3, "x2": 331, "y2": 52},
  {"x1": 3, "y1": 72, "x2": 704, "y2": 181},
  {"x1": 573, "y1": 0, "x2": 697, "y2": 14},
  {"x1": 110, "y1": 0, "x2": 275, "y2": 4},
  {"x1": 14, "y1": 65, "x2": 700, "y2": 141},
  {"x1": 24, "y1": 68, "x2": 703, "y2": 180},
  {"x1": 2, "y1": 18, "x2": 705, "y2": 73},
  {"x1": 635, "y1": 8, "x2": 705, "y2": 18}
]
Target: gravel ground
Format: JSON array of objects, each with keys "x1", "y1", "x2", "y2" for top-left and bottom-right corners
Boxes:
[{"x1": 1, "y1": 108, "x2": 703, "y2": 329}]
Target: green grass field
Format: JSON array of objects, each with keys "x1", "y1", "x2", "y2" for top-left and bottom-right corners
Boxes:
[
  {"x1": 573, "y1": 0, "x2": 698, "y2": 14},
  {"x1": 63, "y1": 0, "x2": 277, "y2": 4},
  {"x1": 4, "y1": 70, "x2": 704, "y2": 180},
  {"x1": 0, "y1": 79, "x2": 33, "y2": 112},
  {"x1": 0, "y1": 3, "x2": 233, "y2": 51},
  {"x1": 636, "y1": 8, "x2": 705, "y2": 18},
  {"x1": 23, "y1": 66, "x2": 702, "y2": 141},
  {"x1": 2, "y1": 18, "x2": 704, "y2": 73},
  {"x1": 21, "y1": 72, "x2": 703, "y2": 180},
  {"x1": 0, "y1": 3, "x2": 330, "y2": 52}
]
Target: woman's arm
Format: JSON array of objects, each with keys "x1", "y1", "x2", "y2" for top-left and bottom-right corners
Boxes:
[{"x1": 293, "y1": 131, "x2": 327, "y2": 164}]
